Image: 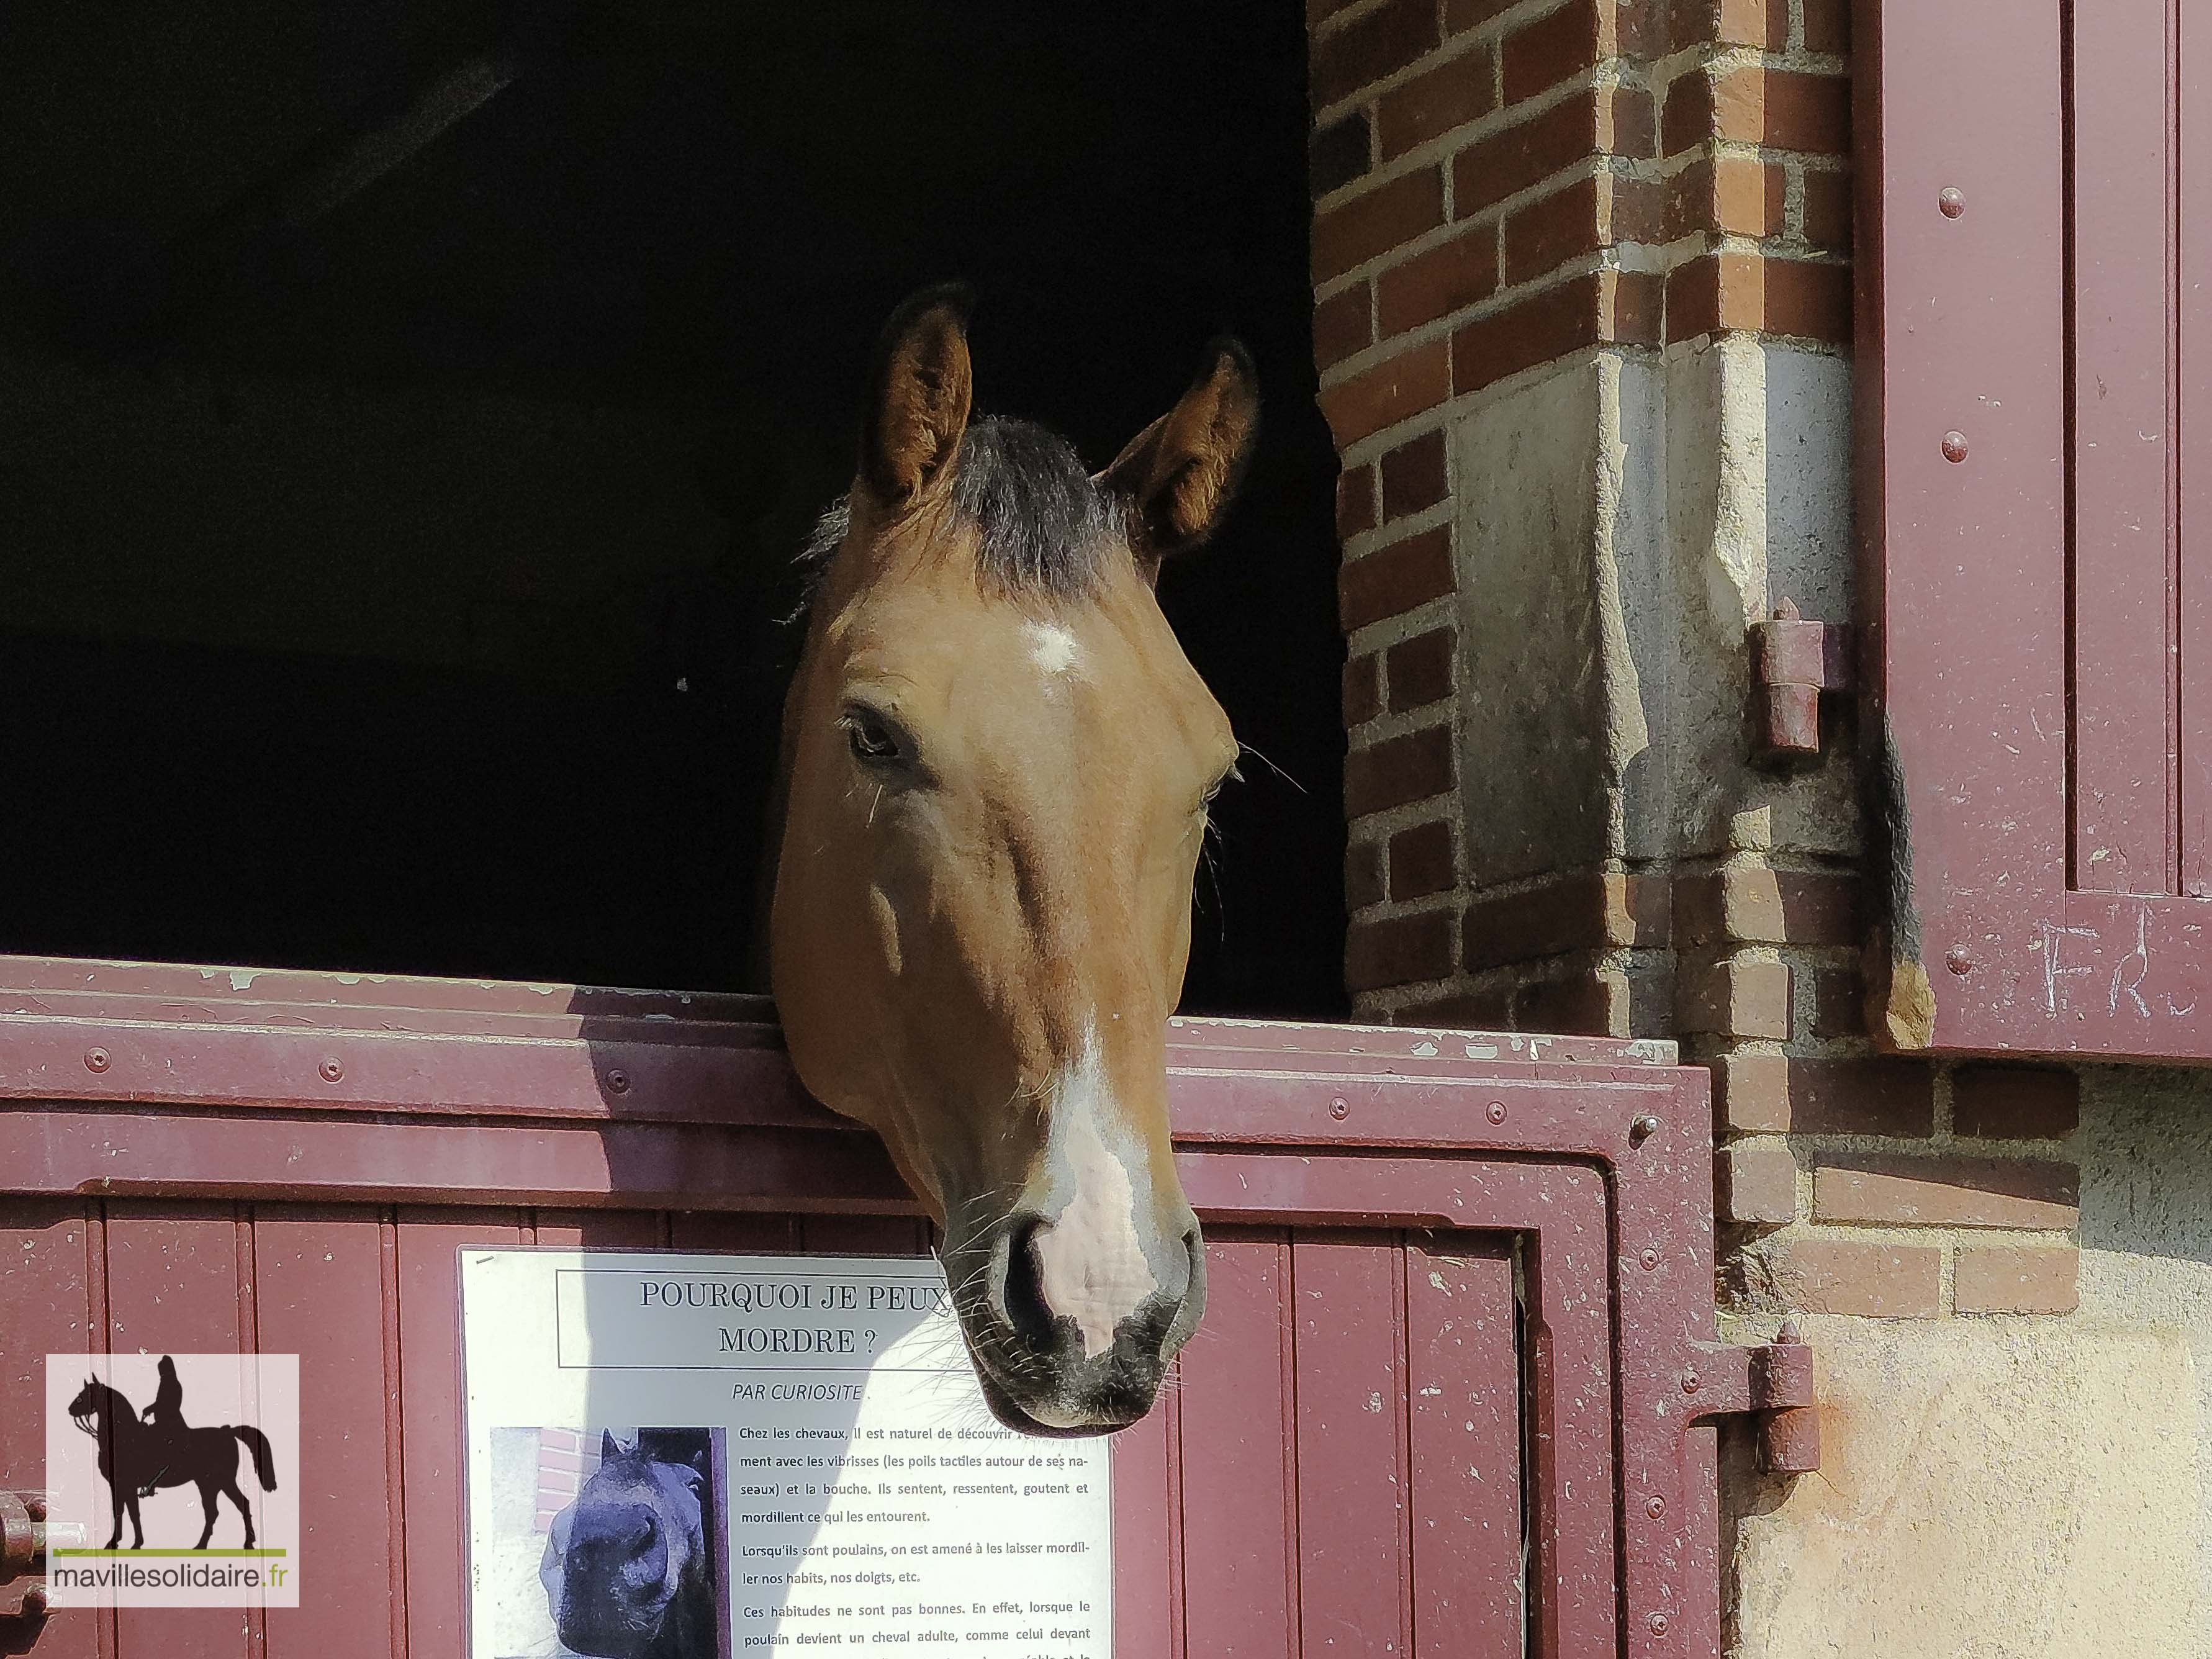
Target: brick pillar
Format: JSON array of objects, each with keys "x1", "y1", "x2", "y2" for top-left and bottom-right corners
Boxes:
[
  {"x1": 1315, "y1": 0, "x2": 1670, "y2": 1025},
  {"x1": 1309, "y1": 0, "x2": 1849, "y2": 1033},
  {"x1": 1310, "y1": 1, "x2": 2081, "y2": 1317}
]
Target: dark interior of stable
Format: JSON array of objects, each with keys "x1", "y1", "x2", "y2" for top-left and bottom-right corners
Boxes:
[{"x1": 1, "y1": 1, "x2": 1348, "y2": 1015}]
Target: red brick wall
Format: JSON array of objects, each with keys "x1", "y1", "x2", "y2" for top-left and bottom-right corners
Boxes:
[
  {"x1": 1308, "y1": 0, "x2": 2079, "y2": 1319},
  {"x1": 535, "y1": 1426, "x2": 598, "y2": 1533},
  {"x1": 1692, "y1": 870, "x2": 2081, "y2": 1318},
  {"x1": 1316, "y1": 0, "x2": 1849, "y2": 1033}
]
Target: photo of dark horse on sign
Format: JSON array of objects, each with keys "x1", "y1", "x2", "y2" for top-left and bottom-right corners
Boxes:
[{"x1": 530, "y1": 1427, "x2": 726, "y2": 1659}]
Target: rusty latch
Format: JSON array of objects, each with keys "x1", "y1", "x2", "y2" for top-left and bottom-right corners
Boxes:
[
  {"x1": 1, "y1": 1488, "x2": 62, "y2": 1622},
  {"x1": 1749, "y1": 599, "x2": 1854, "y2": 769},
  {"x1": 1684, "y1": 1319, "x2": 1820, "y2": 1474}
]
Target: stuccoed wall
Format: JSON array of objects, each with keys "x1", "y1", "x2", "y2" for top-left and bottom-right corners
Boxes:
[
  {"x1": 1725, "y1": 1056, "x2": 2212, "y2": 1657},
  {"x1": 2077, "y1": 1067, "x2": 2212, "y2": 1629},
  {"x1": 1728, "y1": 1314, "x2": 2202, "y2": 1658}
]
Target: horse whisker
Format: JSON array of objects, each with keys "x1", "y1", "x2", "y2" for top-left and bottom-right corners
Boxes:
[{"x1": 1237, "y1": 739, "x2": 1305, "y2": 794}]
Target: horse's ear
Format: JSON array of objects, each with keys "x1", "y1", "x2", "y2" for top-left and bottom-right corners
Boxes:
[
  {"x1": 1098, "y1": 337, "x2": 1259, "y2": 582},
  {"x1": 860, "y1": 283, "x2": 975, "y2": 511},
  {"x1": 600, "y1": 1429, "x2": 621, "y2": 1462}
]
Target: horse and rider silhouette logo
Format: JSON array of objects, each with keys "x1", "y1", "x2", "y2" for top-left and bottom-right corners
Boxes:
[{"x1": 66, "y1": 1355, "x2": 280, "y2": 1550}]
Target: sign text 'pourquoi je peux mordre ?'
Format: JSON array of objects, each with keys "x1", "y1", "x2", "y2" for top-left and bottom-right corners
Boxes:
[
  {"x1": 623, "y1": 1270, "x2": 952, "y2": 1362},
  {"x1": 461, "y1": 1249, "x2": 1112, "y2": 1659}
]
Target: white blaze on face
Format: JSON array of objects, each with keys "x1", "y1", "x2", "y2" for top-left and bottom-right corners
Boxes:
[
  {"x1": 1032, "y1": 1024, "x2": 1160, "y2": 1358},
  {"x1": 1024, "y1": 622, "x2": 1082, "y2": 677}
]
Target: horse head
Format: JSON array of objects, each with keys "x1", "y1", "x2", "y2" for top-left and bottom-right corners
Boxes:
[
  {"x1": 543, "y1": 1431, "x2": 709, "y2": 1659},
  {"x1": 67, "y1": 1377, "x2": 119, "y2": 1436},
  {"x1": 772, "y1": 287, "x2": 1258, "y2": 1435}
]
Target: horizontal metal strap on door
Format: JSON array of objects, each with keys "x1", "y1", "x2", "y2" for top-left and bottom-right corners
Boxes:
[{"x1": 1683, "y1": 1321, "x2": 1822, "y2": 1474}]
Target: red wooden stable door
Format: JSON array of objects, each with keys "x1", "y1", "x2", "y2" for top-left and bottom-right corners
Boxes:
[
  {"x1": 3, "y1": 1206, "x2": 1529, "y2": 1659},
  {"x1": 0, "y1": 964, "x2": 1733, "y2": 1657},
  {"x1": 1111, "y1": 1227, "x2": 1523, "y2": 1659}
]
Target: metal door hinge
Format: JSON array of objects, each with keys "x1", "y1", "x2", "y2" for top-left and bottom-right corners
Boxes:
[
  {"x1": 1683, "y1": 1321, "x2": 1820, "y2": 1473},
  {"x1": 2, "y1": 1488, "x2": 63, "y2": 1622},
  {"x1": 1750, "y1": 600, "x2": 1855, "y2": 769}
]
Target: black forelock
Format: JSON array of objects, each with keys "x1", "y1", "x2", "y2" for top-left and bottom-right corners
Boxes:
[
  {"x1": 798, "y1": 417, "x2": 1116, "y2": 603},
  {"x1": 949, "y1": 418, "x2": 1115, "y2": 598}
]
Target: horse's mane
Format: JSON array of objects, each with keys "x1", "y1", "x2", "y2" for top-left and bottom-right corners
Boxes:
[{"x1": 798, "y1": 417, "x2": 1116, "y2": 608}]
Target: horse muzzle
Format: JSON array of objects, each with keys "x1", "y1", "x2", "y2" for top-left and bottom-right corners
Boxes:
[{"x1": 948, "y1": 1213, "x2": 1206, "y2": 1436}]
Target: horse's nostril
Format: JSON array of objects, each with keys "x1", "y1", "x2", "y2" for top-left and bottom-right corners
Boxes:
[{"x1": 998, "y1": 1215, "x2": 1055, "y2": 1346}]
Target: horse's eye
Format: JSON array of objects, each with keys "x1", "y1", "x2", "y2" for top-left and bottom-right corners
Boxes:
[{"x1": 842, "y1": 709, "x2": 902, "y2": 765}]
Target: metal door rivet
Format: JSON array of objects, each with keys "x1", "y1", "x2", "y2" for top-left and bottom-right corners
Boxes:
[
  {"x1": 606, "y1": 1069, "x2": 632, "y2": 1095},
  {"x1": 1942, "y1": 430, "x2": 1969, "y2": 463},
  {"x1": 1640, "y1": 1247, "x2": 1661, "y2": 1272},
  {"x1": 1630, "y1": 1113, "x2": 1660, "y2": 1144},
  {"x1": 1939, "y1": 186, "x2": 1966, "y2": 218},
  {"x1": 1946, "y1": 947, "x2": 1974, "y2": 976},
  {"x1": 1646, "y1": 1495, "x2": 1666, "y2": 1519},
  {"x1": 1329, "y1": 1096, "x2": 1350, "y2": 1120},
  {"x1": 1681, "y1": 1370, "x2": 1700, "y2": 1396},
  {"x1": 1649, "y1": 1612, "x2": 1670, "y2": 1636},
  {"x1": 319, "y1": 1058, "x2": 344, "y2": 1083},
  {"x1": 84, "y1": 1047, "x2": 109, "y2": 1074},
  {"x1": 1486, "y1": 1100, "x2": 1507, "y2": 1124}
]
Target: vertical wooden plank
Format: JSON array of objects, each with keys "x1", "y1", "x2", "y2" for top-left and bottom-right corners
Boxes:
[
  {"x1": 669, "y1": 1212, "x2": 802, "y2": 1252},
  {"x1": 798, "y1": 1215, "x2": 930, "y2": 1254},
  {"x1": 0, "y1": 1200, "x2": 103, "y2": 1659},
  {"x1": 2070, "y1": 0, "x2": 2180, "y2": 895},
  {"x1": 1859, "y1": 0, "x2": 2071, "y2": 1046},
  {"x1": 396, "y1": 1206, "x2": 525, "y2": 1659},
  {"x1": 1294, "y1": 1231, "x2": 1411, "y2": 1658},
  {"x1": 708, "y1": 1429, "x2": 733, "y2": 1642},
  {"x1": 2181, "y1": 0, "x2": 2212, "y2": 891},
  {"x1": 254, "y1": 1206, "x2": 396, "y2": 1659},
  {"x1": 1162, "y1": 1365, "x2": 1188, "y2": 1658},
  {"x1": 1109, "y1": 1386, "x2": 1175, "y2": 1659},
  {"x1": 1175, "y1": 1232, "x2": 1297, "y2": 1658},
  {"x1": 103, "y1": 1204, "x2": 253, "y2": 1659},
  {"x1": 1406, "y1": 1235, "x2": 1521, "y2": 1658}
]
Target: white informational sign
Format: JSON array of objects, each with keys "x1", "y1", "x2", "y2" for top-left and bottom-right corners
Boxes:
[{"x1": 461, "y1": 1250, "x2": 1112, "y2": 1659}]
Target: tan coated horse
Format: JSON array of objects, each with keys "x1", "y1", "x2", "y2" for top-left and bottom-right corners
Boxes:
[{"x1": 770, "y1": 287, "x2": 1258, "y2": 1435}]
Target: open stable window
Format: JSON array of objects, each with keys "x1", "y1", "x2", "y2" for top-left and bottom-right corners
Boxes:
[
  {"x1": 0, "y1": 1, "x2": 1345, "y2": 1016},
  {"x1": 1858, "y1": 0, "x2": 2212, "y2": 1057}
]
